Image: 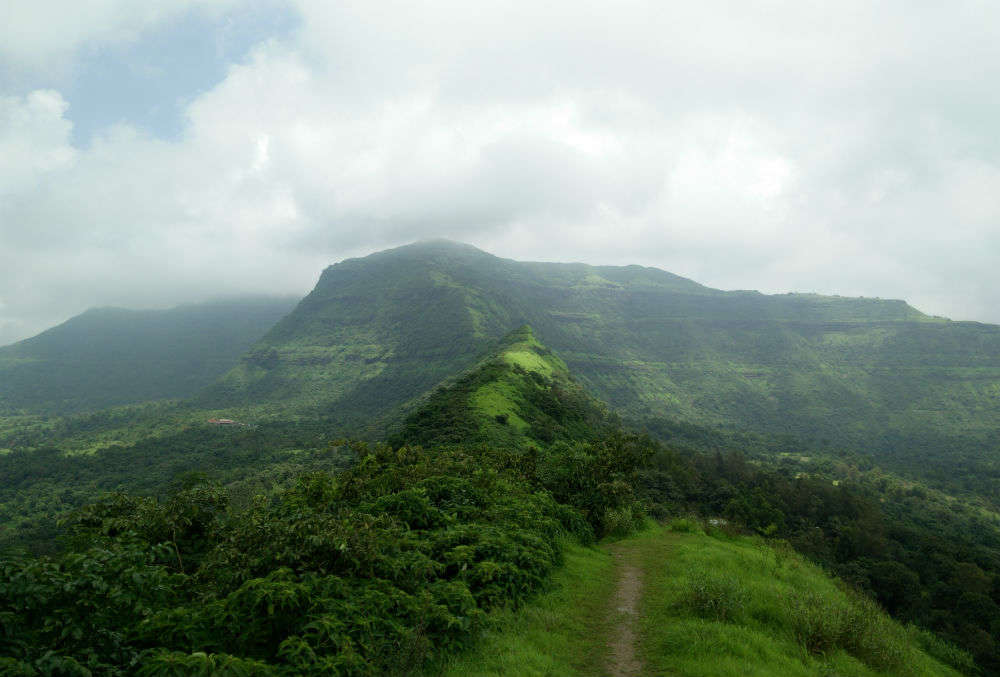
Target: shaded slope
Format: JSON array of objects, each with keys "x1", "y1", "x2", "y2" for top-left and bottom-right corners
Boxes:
[
  {"x1": 391, "y1": 325, "x2": 612, "y2": 448},
  {"x1": 0, "y1": 296, "x2": 298, "y2": 415},
  {"x1": 203, "y1": 240, "x2": 1000, "y2": 486}
]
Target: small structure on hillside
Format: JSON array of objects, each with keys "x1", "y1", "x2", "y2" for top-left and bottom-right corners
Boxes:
[{"x1": 208, "y1": 418, "x2": 238, "y2": 425}]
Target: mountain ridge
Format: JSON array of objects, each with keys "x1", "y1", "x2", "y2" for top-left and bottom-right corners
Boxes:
[
  {"x1": 391, "y1": 324, "x2": 612, "y2": 449},
  {"x1": 200, "y1": 241, "x2": 997, "y2": 482}
]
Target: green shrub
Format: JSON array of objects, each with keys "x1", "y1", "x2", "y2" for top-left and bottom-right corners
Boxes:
[
  {"x1": 786, "y1": 589, "x2": 909, "y2": 671},
  {"x1": 137, "y1": 651, "x2": 278, "y2": 676},
  {"x1": 667, "y1": 517, "x2": 702, "y2": 534},
  {"x1": 601, "y1": 503, "x2": 644, "y2": 538},
  {"x1": 678, "y1": 573, "x2": 748, "y2": 622},
  {"x1": 0, "y1": 444, "x2": 583, "y2": 675},
  {"x1": 910, "y1": 626, "x2": 978, "y2": 675}
]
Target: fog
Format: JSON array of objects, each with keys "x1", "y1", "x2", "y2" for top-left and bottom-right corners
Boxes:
[{"x1": 2, "y1": 1, "x2": 999, "y2": 345}]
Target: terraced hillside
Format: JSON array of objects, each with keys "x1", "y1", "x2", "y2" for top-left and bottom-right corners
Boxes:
[{"x1": 205, "y1": 240, "x2": 1000, "y2": 491}]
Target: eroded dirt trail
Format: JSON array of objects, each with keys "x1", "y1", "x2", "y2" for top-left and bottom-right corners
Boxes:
[{"x1": 606, "y1": 544, "x2": 644, "y2": 677}]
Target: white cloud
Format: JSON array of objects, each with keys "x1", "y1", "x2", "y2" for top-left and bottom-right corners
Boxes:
[
  {"x1": 0, "y1": 90, "x2": 75, "y2": 195},
  {"x1": 1, "y1": 0, "x2": 999, "y2": 345}
]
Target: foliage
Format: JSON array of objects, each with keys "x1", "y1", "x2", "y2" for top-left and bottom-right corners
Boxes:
[
  {"x1": 0, "y1": 438, "x2": 645, "y2": 674},
  {"x1": 424, "y1": 540, "x2": 617, "y2": 677},
  {"x1": 636, "y1": 444, "x2": 1000, "y2": 673}
]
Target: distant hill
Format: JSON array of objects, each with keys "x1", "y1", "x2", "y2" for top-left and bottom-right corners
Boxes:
[
  {"x1": 202, "y1": 240, "x2": 1000, "y2": 490},
  {"x1": 0, "y1": 296, "x2": 298, "y2": 414}
]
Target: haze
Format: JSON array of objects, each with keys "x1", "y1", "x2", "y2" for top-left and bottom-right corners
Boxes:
[{"x1": 2, "y1": 1, "x2": 998, "y2": 346}]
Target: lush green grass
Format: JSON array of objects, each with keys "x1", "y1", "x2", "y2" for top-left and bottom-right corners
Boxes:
[
  {"x1": 428, "y1": 523, "x2": 970, "y2": 677},
  {"x1": 636, "y1": 523, "x2": 969, "y2": 677},
  {"x1": 426, "y1": 540, "x2": 616, "y2": 677}
]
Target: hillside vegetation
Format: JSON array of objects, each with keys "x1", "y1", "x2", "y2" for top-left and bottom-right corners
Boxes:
[
  {"x1": 1, "y1": 329, "x2": 993, "y2": 674},
  {"x1": 201, "y1": 240, "x2": 1000, "y2": 499},
  {"x1": 0, "y1": 297, "x2": 298, "y2": 415},
  {"x1": 391, "y1": 325, "x2": 612, "y2": 449},
  {"x1": 3, "y1": 243, "x2": 1000, "y2": 674},
  {"x1": 431, "y1": 524, "x2": 967, "y2": 677}
]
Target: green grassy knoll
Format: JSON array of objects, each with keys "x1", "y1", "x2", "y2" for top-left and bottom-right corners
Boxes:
[
  {"x1": 0, "y1": 296, "x2": 298, "y2": 416},
  {"x1": 431, "y1": 523, "x2": 970, "y2": 677},
  {"x1": 391, "y1": 325, "x2": 611, "y2": 449}
]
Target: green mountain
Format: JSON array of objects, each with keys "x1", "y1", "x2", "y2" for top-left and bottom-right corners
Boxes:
[
  {"x1": 205, "y1": 240, "x2": 1000, "y2": 492},
  {"x1": 0, "y1": 296, "x2": 298, "y2": 415}
]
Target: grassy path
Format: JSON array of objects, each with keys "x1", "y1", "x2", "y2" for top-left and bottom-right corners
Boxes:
[
  {"x1": 426, "y1": 539, "x2": 618, "y2": 676},
  {"x1": 427, "y1": 524, "x2": 965, "y2": 677}
]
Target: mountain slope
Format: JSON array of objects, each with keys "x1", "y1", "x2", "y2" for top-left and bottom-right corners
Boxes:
[
  {"x1": 204, "y1": 240, "x2": 1000, "y2": 494},
  {"x1": 391, "y1": 325, "x2": 612, "y2": 448},
  {"x1": 0, "y1": 296, "x2": 298, "y2": 415}
]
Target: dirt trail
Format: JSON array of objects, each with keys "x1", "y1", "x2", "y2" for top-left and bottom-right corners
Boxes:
[{"x1": 606, "y1": 544, "x2": 644, "y2": 677}]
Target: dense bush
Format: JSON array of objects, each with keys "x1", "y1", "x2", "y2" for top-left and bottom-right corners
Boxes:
[{"x1": 0, "y1": 434, "x2": 669, "y2": 675}]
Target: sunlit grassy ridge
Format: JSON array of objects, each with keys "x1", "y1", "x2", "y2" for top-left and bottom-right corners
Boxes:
[{"x1": 391, "y1": 325, "x2": 611, "y2": 448}]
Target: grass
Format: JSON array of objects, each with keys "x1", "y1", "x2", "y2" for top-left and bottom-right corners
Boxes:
[
  {"x1": 424, "y1": 540, "x2": 617, "y2": 677},
  {"x1": 635, "y1": 525, "x2": 966, "y2": 677},
  {"x1": 471, "y1": 381, "x2": 530, "y2": 433},
  {"x1": 502, "y1": 349, "x2": 556, "y2": 377},
  {"x1": 428, "y1": 523, "x2": 968, "y2": 677}
]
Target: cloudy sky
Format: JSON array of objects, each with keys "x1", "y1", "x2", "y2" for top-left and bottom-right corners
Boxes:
[{"x1": 1, "y1": 1, "x2": 999, "y2": 345}]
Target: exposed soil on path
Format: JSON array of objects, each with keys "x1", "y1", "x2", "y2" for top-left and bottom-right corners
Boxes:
[{"x1": 606, "y1": 544, "x2": 644, "y2": 677}]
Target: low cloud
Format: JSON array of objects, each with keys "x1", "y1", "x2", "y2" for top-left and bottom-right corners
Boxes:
[{"x1": 1, "y1": 0, "x2": 999, "y2": 345}]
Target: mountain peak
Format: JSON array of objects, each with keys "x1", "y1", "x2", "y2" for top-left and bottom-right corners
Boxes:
[{"x1": 363, "y1": 239, "x2": 494, "y2": 262}]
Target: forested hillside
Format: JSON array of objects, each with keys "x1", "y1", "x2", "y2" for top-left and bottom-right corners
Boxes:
[
  {"x1": 1, "y1": 330, "x2": 985, "y2": 675},
  {"x1": 4, "y1": 243, "x2": 1000, "y2": 673},
  {"x1": 0, "y1": 297, "x2": 298, "y2": 415},
  {"x1": 203, "y1": 240, "x2": 1000, "y2": 500}
]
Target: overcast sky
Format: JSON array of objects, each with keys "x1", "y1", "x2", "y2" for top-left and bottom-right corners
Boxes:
[{"x1": 1, "y1": 1, "x2": 999, "y2": 345}]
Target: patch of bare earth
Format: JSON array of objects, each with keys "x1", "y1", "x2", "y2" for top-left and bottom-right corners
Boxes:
[{"x1": 607, "y1": 545, "x2": 644, "y2": 677}]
